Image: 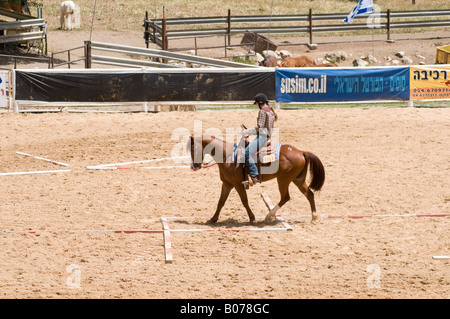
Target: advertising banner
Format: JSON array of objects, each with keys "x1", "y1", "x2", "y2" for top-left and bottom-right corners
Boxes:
[
  {"x1": 14, "y1": 70, "x2": 275, "y2": 102},
  {"x1": 275, "y1": 67, "x2": 410, "y2": 103},
  {"x1": 410, "y1": 65, "x2": 450, "y2": 100},
  {"x1": 0, "y1": 72, "x2": 7, "y2": 108}
]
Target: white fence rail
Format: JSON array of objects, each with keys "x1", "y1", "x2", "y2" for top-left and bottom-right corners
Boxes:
[
  {"x1": 86, "y1": 41, "x2": 261, "y2": 69},
  {"x1": 0, "y1": 18, "x2": 47, "y2": 54}
]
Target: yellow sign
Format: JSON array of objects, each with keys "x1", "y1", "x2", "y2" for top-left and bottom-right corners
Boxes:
[{"x1": 410, "y1": 66, "x2": 450, "y2": 100}]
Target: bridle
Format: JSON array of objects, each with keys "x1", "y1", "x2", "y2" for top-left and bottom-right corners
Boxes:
[
  {"x1": 190, "y1": 136, "x2": 218, "y2": 170},
  {"x1": 190, "y1": 136, "x2": 203, "y2": 171}
]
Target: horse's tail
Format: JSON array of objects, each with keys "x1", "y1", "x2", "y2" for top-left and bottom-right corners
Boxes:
[{"x1": 303, "y1": 152, "x2": 325, "y2": 191}]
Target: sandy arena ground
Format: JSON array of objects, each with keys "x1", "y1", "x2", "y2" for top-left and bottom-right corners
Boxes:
[{"x1": 0, "y1": 107, "x2": 448, "y2": 299}]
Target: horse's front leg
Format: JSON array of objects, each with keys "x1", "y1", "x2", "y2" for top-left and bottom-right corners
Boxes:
[
  {"x1": 234, "y1": 183, "x2": 255, "y2": 223},
  {"x1": 208, "y1": 182, "x2": 233, "y2": 223}
]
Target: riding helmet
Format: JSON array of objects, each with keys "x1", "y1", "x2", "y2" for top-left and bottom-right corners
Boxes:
[{"x1": 254, "y1": 93, "x2": 269, "y2": 105}]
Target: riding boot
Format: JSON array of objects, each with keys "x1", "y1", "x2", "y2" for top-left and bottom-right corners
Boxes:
[
  {"x1": 251, "y1": 176, "x2": 260, "y2": 185},
  {"x1": 242, "y1": 164, "x2": 250, "y2": 189}
]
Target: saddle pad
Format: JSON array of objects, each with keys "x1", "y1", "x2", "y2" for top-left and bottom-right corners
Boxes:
[{"x1": 232, "y1": 143, "x2": 282, "y2": 163}]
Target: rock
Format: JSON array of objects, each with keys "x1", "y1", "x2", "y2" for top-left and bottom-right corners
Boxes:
[
  {"x1": 385, "y1": 56, "x2": 392, "y2": 62},
  {"x1": 262, "y1": 50, "x2": 278, "y2": 59},
  {"x1": 255, "y1": 52, "x2": 265, "y2": 63},
  {"x1": 326, "y1": 51, "x2": 348, "y2": 62},
  {"x1": 307, "y1": 43, "x2": 318, "y2": 50},
  {"x1": 325, "y1": 53, "x2": 336, "y2": 62},
  {"x1": 278, "y1": 50, "x2": 292, "y2": 60},
  {"x1": 353, "y1": 58, "x2": 369, "y2": 67},
  {"x1": 415, "y1": 53, "x2": 426, "y2": 60},
  {"x1": 247, "y1": 51, "x2": 264, "y2": 63},
  {"x1": 391, "y1": 59, "x2": 400, "y2": 65},
  {"x1": 395, "y1": 51, "x2": 405, "y2": 58},
  {"x1": 365, "y1": 55, "x2": 377, "y2": 63},
  {"x1": 419, "y1": 61, "x2": 426, "y2": 65},
  {"x1": 337, "y1": 50, "x2": 348, "y2": 61},
  {"x1": 401, "y1": 56, "x2": 413, "y2": 65}
]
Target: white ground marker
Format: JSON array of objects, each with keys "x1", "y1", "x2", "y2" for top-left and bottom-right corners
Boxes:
[
  {"x1": 91, "y1": 156, "x2": 189, "y2": 169},
  {"x1": 162, "y1": 216, "x2": 291, "y2": 233},
  {"x1": 0, "y1": 169, "x2": 71, "y2": 176},
  {"x1": 260, "y1": 192, "x2": 293, "y2": 231},
  {"x1": 161, "y1": 217, "x2": 174, "y2": 264},
  {"x1": 16, "y1": 151, "x2": 71, "y2": 167}
]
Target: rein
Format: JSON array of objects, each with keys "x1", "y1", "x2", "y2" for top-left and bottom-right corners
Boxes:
[{"x1": 202, "y1": 158, "x2": 217, "y2": 168}]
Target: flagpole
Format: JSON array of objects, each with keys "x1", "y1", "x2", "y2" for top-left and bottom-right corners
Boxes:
[
  {"x1": 267, "y1": 0, "x2": 275, "y2": 51},
  {"x1": 90, "y1": 0, "x2": 97, "y2": 41},
  {"x1": 372, "y1": 28, "x2": 375, "y2": 65}
]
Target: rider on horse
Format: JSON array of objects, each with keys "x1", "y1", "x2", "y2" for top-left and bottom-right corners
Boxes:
[{"x1": 243, "y1": 93, "x2": 278, "y2": 185}]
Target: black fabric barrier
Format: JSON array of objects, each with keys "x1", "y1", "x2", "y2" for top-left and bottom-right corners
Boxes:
[{"x1": 15, "y1": 70, "x2": 275, "y2": 102}]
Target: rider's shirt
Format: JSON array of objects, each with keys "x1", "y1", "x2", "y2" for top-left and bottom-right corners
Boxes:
[{"x1": 256, "y1": 106, "x2": 275, "y2": 137}]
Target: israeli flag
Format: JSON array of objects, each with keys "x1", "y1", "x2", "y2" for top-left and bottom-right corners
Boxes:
[{"x1": 344, "y1": 0, "x2": 374, "y2": 23}]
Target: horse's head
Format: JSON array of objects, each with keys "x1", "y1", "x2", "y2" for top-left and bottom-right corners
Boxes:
[{"x1": 188, "y1": 135, "x2": 203, "y2": 171}]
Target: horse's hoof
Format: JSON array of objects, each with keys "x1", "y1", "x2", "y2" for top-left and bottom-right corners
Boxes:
[{"x1": 264, "y1": 212, "x2": 275, "y2": 223}]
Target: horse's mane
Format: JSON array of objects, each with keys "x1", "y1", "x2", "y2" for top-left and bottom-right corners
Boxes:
[{"x1": 187, "y1": 135, "x2": 236, "y2": 164}]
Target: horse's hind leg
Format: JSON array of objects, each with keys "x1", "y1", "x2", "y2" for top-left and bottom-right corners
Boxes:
[
  {"x1": 209, "y1": 182, "x2": 233, "y2": 223},
  {"x1": 265, "y1": 179, "x2": 291, "y2": 222},
  {"x1": 293, "y1": 177, "x2": 318, "y2": 222}
]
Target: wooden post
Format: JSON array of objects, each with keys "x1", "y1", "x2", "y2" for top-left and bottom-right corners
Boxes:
[
  {"x1": 308, "y1": 8, "x2": 313, "y2": 45},
  {"x1": 44, "y1": 31, "x2": 48, "y2": 56},
  {"x1": 67, "y1": 50, "x2": 71, "y2": 69},
  {"x1": 161, "y1": 7, "x2": 168, "y2": 64},
  {"x1": 162, "y1": 7, "x2": 168, "y2": 51},
  {"x1": 227, "y1": 9, "x2": 231, "y2": 46},
  {"x1": 144, "y1": 11, "x2": 149, "y2": 48},
  {"x1": 224, "y1": 35, "x2": 227, "y2": 58},
  {"x1": 8, "y1": 69, "x2": 13, "y2": 112},
  {"x1": 386, "y1": 9, "x2": 391, "y2": 42},
  {"x1": 194, "y1": 37, "x2": 198, "y2": 55},
  {"x1": 84, "y1": 40, "x2": 92, "y2": 69},
  {"x1": 0, "y1": 30, "x2": 4, "y2": 51}
]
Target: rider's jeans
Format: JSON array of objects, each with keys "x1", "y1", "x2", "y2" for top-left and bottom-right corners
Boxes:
[{"x1": 245, "y1": 134, "x2": 269, "y2": 178}]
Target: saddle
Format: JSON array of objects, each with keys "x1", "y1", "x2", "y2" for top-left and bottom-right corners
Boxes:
[{"x1": 238, "y1": 127, "x2": 278, "y2": 189}]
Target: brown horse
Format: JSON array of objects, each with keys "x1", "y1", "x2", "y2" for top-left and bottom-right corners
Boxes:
[
  {"x1": 188, "y1": 135, "x2": 325, "y2": 223},
  {"x1": 281, "y1": 56, "x2": 338, "y2": 67}
]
